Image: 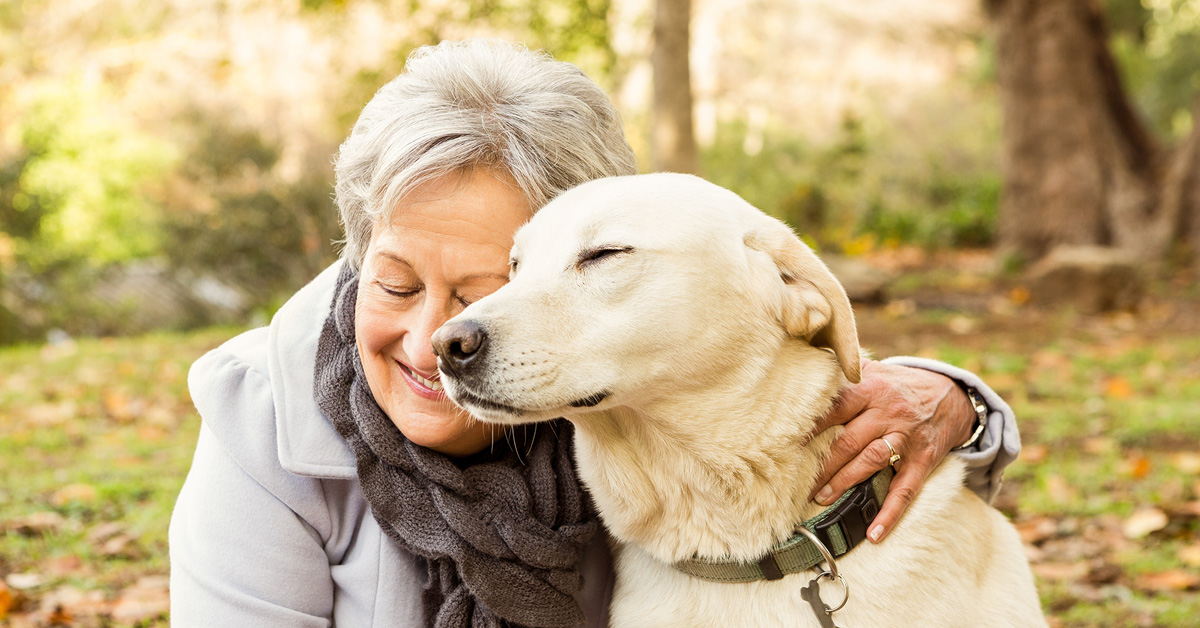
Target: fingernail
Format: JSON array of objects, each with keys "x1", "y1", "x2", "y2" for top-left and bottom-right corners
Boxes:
[
  {"x1": 869, "y1": 525, "x2": 884, "y2": 542},
  {"x1": 816, "y1": 485, "x2": 833, "y2": 504}
]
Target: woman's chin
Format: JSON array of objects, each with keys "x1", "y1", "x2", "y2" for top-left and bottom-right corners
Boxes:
[{"x1": 385, "y1": 399, "x2": 500, "y2": 457}]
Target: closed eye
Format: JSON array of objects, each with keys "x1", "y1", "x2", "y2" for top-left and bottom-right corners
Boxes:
[{"x1": 577, "y1": 245, "x2": 633, "y2": 269}]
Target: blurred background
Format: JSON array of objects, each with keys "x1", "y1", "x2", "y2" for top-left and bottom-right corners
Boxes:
[{"x1": 0, "y1": 0, "x2": 1198, "y2": 626}]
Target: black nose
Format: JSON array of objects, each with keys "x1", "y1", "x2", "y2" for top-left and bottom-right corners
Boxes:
[{"x1": 432, "y1": 320, "x2": 488, "y2": 375}]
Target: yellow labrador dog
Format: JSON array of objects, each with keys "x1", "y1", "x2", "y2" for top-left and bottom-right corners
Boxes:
[{"x1": 433, "y1": 173, "x2": 1045, "y2": 628}]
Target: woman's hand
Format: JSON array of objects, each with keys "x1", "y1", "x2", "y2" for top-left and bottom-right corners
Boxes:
[{"x1": 807, "y1": 359, "x2": 976, "y2": 543}]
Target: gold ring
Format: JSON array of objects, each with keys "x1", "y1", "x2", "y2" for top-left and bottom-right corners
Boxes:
[{"x1": 881, "y1": 437, "x2": 901, "y2": 468}]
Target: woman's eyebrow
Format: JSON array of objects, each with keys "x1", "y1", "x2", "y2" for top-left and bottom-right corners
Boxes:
[
  {"x1": 377, "y1": 251, "x2": 413, "y2": 268},
  {"x1": 377, "y1": 251, "x2": 505, "y2": 283},
  {"x1": 457, "y1": 271, "x2": 509, "y2": 283}
]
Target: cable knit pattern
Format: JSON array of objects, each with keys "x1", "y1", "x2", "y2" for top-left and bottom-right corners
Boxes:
[{"x1": 314, "y1": 264, "x2": 598, "y2": 628}]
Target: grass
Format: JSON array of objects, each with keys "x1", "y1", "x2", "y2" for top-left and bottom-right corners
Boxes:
[
  {"x1": 853, "y1": 263, "x2": 1200, "y2": 627},
  {"x1": 0, "y1": 328, "x2": 240, "y2": 625}
]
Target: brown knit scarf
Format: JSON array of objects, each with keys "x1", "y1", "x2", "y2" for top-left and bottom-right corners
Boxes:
[{"x1": 314, "y1": 264, "x2": 598, "y2": 628}]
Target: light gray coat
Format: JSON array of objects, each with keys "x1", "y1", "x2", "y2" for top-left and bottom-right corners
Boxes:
[{"x1": 168, "y1": 261, "x2": 1020, "y2": 627}]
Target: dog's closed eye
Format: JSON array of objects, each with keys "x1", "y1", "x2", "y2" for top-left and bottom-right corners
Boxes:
[{"x1": 577, "y1": 246, "x2": 633, "y2": 269}]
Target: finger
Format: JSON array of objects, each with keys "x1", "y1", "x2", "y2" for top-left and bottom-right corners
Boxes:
[
  {"x1": 866, "y1": 460, "x2": 932, "y2": 543},
  {"x1": 810, "y1": 430, "x2": 895, "y2": 504},
  {"x1": 809, "y1": 407, "x2": 889, "y2": 490},
  {"x1": 810, "y1": 382, "x2": 873, "y2": 436}
]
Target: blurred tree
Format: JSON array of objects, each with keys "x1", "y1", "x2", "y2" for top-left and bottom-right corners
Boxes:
[
  {"x1": 651, "y1": 0, "x2": 698, "y2": 174},
  {"x1": 158, "y1": 110, "x2": 341, "y2": 304},
  {"x1": 1, "y1": 80, "x2": 173, "y2": 271},
  {"x1": 1105, "y1": 0, "x2": 1200, "y2": 139},
  {"x1": 987, "y1": 0, "x2": 1200, "y2": 266}
]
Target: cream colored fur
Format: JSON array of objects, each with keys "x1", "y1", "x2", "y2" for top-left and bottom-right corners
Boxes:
[{"x1": 435, "y1": 173, "x2": 1046, "y2": 627}]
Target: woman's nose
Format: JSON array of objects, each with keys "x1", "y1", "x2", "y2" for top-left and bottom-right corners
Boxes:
[{"x1": 403, "y1": 298, "x2": 453, "y2": 374}]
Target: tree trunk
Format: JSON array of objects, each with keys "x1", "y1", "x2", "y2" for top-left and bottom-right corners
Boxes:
[
  {"x1": 987, "y1": 0, "x2": 1200, "y2": 265},
  {"x1": 1162, "y1": 98, "x2": 1200, "y2": 263},
  {"x1": 651, "y1": 0, "x2": 699, "y2": 174}
]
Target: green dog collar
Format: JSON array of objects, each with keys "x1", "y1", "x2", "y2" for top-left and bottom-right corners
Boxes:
[{"x1": 673, "y1": 466, "x2": 893, "y2": 583}]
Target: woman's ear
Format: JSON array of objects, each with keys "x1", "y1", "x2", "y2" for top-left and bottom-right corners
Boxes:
[{"x1": 744, "y1": 218, "x2": 861, "y2": 383}]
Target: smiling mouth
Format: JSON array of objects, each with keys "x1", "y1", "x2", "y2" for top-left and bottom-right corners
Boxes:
[{"x1": 400, "y1": 363, "x2": 444, "y2": 391}]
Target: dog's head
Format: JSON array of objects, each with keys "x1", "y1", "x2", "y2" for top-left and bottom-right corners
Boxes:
[{"x1": 432, "y1": 173, "x2": 859, "y2": 424}]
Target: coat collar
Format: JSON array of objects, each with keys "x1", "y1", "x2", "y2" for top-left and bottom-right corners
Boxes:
[{"x1": 268, "y1": 260, "x2": 358, "y2": 479}]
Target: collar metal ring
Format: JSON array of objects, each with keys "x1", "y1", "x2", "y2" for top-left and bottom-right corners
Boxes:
[
  {"x1": 795, "y1": 525, "x2": 838, "y2": 580},
  {"x1": 816, "y1": 571, "x2": 850, "y2": 614}
]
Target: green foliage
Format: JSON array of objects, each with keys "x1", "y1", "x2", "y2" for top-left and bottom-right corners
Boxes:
[
  {"x1": 859, "y1": 164, "x2": 1000, "y2": 249},
  {"x1": 3, "y1": 79, "x2": 176, "y2": 271},
  {"x1": 459, "y1": 0, "x2": 618, "y2": 84},
  {"x1": 1108, "y1": 0, "x2": 1200, "y2": 138},
  {"x1": 701, "y1": 115, "x2": 1000, "y2": 252},
  {"x1": 159, "y1": 111, "x2": 341, "y2": 304},
  {"x1": 0, "y1": 80, "x2": 181, "y2": 342},
  {"x1": 331, "y1": 0, "x2": 619, "y2": 133}
]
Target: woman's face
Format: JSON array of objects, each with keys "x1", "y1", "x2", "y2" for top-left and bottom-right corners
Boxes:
[{"x1": 355, "y1": 168, "x2": 532, "y2": 456}]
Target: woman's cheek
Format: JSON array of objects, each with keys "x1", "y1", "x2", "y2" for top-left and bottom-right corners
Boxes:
[{"x1": 355, "y1": 294, "x2": 405, "y2": 355}]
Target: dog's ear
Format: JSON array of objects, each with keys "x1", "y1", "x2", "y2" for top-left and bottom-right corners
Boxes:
[{"x1": 744, "y1": 219, "x2": 861, "y2": 383}]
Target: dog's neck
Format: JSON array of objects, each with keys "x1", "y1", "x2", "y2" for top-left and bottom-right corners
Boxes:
[{"x1": 569, "y1": 343, "x2": 847, "y2": 564}]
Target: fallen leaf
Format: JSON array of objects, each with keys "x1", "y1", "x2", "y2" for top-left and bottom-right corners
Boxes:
[
  {"x1": 1123, "y1": 507, "x2": 1169, "y2": 539},
  {"x1": 1134, "y1": 569, "x2": 1200, "y2": 592},
  {"x1": 981, "y1": 372, "x2": 1022, "y2": 396},
  {"x1": 86, "y1": 522, "x2": 125, "y2": 544},
  {"x1": 51, "y1": 483, "x2": 98, "y2": 507},
  {"x1": 1104, "y1": 376, "x2": 1133, "y2": 399},
  {"x1": 136, "y1": 424, "x2": 168, "y2": 442},
  {"x1": 144, "y1": 403, "x2": 177, "y2": 427},
  {"x1": 1082, "y1": 437, "x2": 1117, "y2": 455},
  {"x1": 45, "y1": 605, "x2": 73, "y2": 625},
  {"x1": 4, "y1": 511, "x2": 67, "y2": 536},
  {"x1": 1128, "y1": 456, "x2": 1152, "y2": 480},
  {"x1": 1141, "y1": 357, "x2": 1166, "y2": 379},
  {"x1": 1179, "y1": 542, "x2": 1200, "y2": 567},
  {"x1": 1022, "y1": 444, "x2": 1049, "y2": 464},
  {"x1": 1015, "y1": 516, "x2": 1058, "y2": 544},
  {"x1": 948, "y1": 315, "x2": 977, "y2": 335},
  {"x1": 41, "y1": 555, "x2": 83, "y2": 578},
  {"x1": 883, "y1": 299, "x2": 917, "y2": 317},
  {"x1": 1171, "y1": 452, "x2": 1200, "y2": 475},
  {"x1": 5, "y1": 573, "x2": 43, "y2": 591},
  {"x1": 1032, "y1": 561, "x2": 1089, "y2": 581},
  {"x1": 110, "y1": 576, "x2": 170, "y2": 623},
  {"x1": 1158, "y1": 479, "x2": 1186, "y2": 504},
  {"x1": 1084, "y1": 562, "x2": 1123, "y2": 585},
  {"x1": 24, "y1": 402, "x2": 77, "y2": 427},
  {"x1": 101, "y1": 534, "x2": 138, "y2": 558},
  {"x1": 39, "y1": 585, "x2": 108, "y2": 618},
  {"x1": 1162, "y1": 500, "x2": 1200, "y2": 519},
  {"x1": 1009, "y1": 286, "x2": 1031, "y2": 305},
  {"x1": 1045, "y1": 474, "x2": 1076, "y2": 505},
  {"x1": 0, "y1": 580, "x2": 13, "y2": 619},
  {"x1": 1031, "y1": 350, "x2": 1070, "y2": 369},
  {"x1": 102, "y1": 390, "x2": 147, "y2": 422}
]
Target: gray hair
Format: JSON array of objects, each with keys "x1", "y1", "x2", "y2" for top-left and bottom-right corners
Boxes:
[{"x1": 334, "y1": 39, "x2": 638, "y2": 270}]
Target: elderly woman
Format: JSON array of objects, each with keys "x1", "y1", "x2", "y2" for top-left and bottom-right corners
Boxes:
[{"x1": 169, "y1": 40, "x2": 1018, "y2": 627}]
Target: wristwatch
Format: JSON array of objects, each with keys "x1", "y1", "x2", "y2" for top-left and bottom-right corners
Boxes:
[{"x1": 951, "y1": 386, "x2": 988, "y2": 451}]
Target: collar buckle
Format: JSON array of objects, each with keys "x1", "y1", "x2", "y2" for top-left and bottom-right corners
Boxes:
[{"x1": 812, "y1": 476, "x2": 882, "y2": 553}]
